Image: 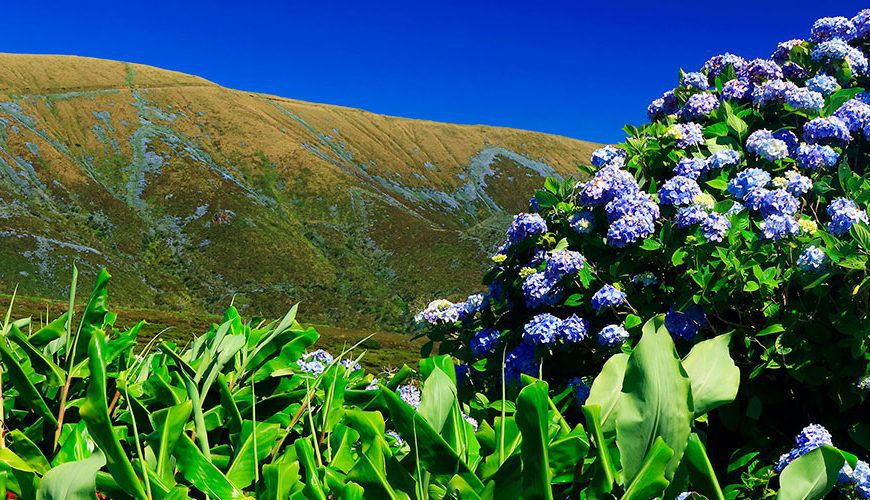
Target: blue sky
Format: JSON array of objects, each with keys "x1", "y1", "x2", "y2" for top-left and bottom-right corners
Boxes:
[{"x1": 4, "y1": 1, "x2": 868, "y2": 143}]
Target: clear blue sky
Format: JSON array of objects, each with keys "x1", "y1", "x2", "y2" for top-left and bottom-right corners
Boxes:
[{"x1": 4, "y1": 1, "x2": 868, "y2": 143}]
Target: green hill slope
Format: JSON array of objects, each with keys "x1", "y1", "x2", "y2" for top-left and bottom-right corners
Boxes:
[{"x1": 0, "y1": 53, "x2": 597, "y2": 330}]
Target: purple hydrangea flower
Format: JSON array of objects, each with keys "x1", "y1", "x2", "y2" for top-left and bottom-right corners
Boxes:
[
  {"x1": 297, "y1": 349, "x2": 334, "y2": 375},
  {"x1": 659, "y1": 176, "x2": 702, "y2": 206},
  {"x1": 675, "y1": 204, "x2": 709, "y2": 228},
  {"x1": 701, "y1": 212, "x2": 730, "y2": 242},
  {"x1": 523, "y1": 313, "x2": 562, "y2": 345},
  {"x1": 703, "y1": 53, "x2": 746, "y2": 79},
  {"x1": 607, "y1": 213, "x2": 655, "y2": 247},
  {"x1": 854, "y1": 9, "x2": 870, "y2": 39},
  {"x1": 804, "y1": 116, "x2": 851, "y2": 144},
  {"x1": 398, "y1": 384, "x2": 422, "y2": 408},
  {"x1": 579, "y1": 166, "x2": 640, "y2": 206},
  {"x1": 775, "y1": 424, "x2": 833, "y2": 472},
  {"x1": 505, "y1": 343, "x2": 536, "y2": 382},
  {"x1": 751, "y1": 79, "x2": 798, "y2": 106},
  {"x1": 665, "y1": 305, "x2": 706, "y2": 341},
  {"x1": 812, "y1": 39, "x2": 868, "y2": 74},
  {"x1": 706, "y1": 149, "x2": 741, "y2": 171},
  {"x1": 746, "y1": 130, "x2": 787, "y2": 161},
  {"x1": 683, "y1": 71, "x2": 709, "y2": 89},
  {"x1": 728, "y1": 168, "x2": 771, "y2": 198},
  {"x1": 523, "y1": 272, "x2": 562, "y2": 308},
  {"x1": 827, "y1": 198, "x2": 868, "y2": 235},
  {"x1": 772, "y1": 39, "x2": 804, "y2": 63},
  {"x1": 761, "y1": 189, "x2": 800, "y2": 217},
  {"x1": 648, "y1": 89, "x2": 679, "y2": 120},
  {"x1": 674, "y1": 157, "x2": 707, "y2": 179},
  {"x1": 605, "y1": 191, "x2": 660, "y2": 222},
  {"x1": 833, "y1": 99, "x2": 870, "y2": 132},
  {"x1": 743, "y1": 187, "x2": 770, "y2": 212},
  {"x1": 796, "y1": 246, "x2": 826, "y2": 271},
  {"x1": 806, "y1": 74, "x2": 838, "y2": 95},
  {"x1": 470, "y1": 328, "x2": 501, "y2": 357},
  {"x1": 682, "y1": 92, "x2": 719, "y2": 120},
  {"x1": 570, "y1": 210, "x2": 596, "y2": 234},
  {"x1": 785, "y1": 171, "x2": 812, "y2": 196},
  {"x1": 737, "y1": 58, "x2": 783, "y2": 83},
  {"x1": 591, "y1": 145, "x2": 627, "y2": 167},
  {"x1": 811, "y1": 16, "x2": 856, "y2": 42},
  {"x1": 528, "y1": 195, "x2": 540, "y2": 212},
  {"x1": 781, "y1": 61, "x2": 808, "y2": 80},
  {"x1": 761, "y1": 214, "x2": 799, "y2": 239},
  {"x1": 721, "y1": 78, "x2": 753, "y2": 101},
  {"x1": 545, "y1": 250, "x2": 585, "y2": 280},
  {"x1": 558, "y1": 314, "x2": 590, "y2": 343},
  {"x1": 797, "y1": 143, "x2": 839, "y2": 170},
  {"x1": 507, "y1": 213, "x2": 548, "y2": 244},
  {"x1": 785, "y1": 87, "x2": 824, "y2": 111},
  {"x1": 597, "y1": 324, "x2": 629, "y2": 347},
  {"x1": 670, "y1": 122, "x2": 705, "y2": 148},
  {"x1": 419, "y1": 299, "x2": 461, "y2": 325},
  {"x1": 591, "y1": 284, "x2": 626, "y2": 310}
]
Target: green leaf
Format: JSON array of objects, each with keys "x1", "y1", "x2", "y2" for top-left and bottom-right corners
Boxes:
[
  {"x1": 582, "y1": 405, "x2": 616, "y2": 495},
  {"x1": 0, "y1": 339, "x2": 58, "y2": 427},
  {"x1": 682, "y1": 333, "x2": 740, "y2": 417},
  {"x1": 36, "y1": 451, "x2": 106, "y2": 500},
  {"x1": 586, "y1": 353, "x2": 628, "y2": 433},
  {"x1": 226, "y1": 421, "x2": 281, "y2": 490},
  {"x1": 850, "y1": 222, "x2": 870, "y2": 251},
  {"x1": 776, "y1": 445, "x2": 845, "y2": 500},
  {"x1": 683, "y1": 434, "x2": 725, "y2": 500},
  {"x1": 620, "y1": 437, "x2": 674, "y2": 500},
  {"x1": 705, "y1": 179, "x2": 729, "y2": 192},
  {"x1": 515, "y1": 380, "x2": 553, "y2": 500},
  {"x1": 616, "y1": 317, "x2": 692, "y2": 483},
  {"x1": 173, "y1": 435, "x2": 246, "y2": 499},
  {"x1": 417, "y1": 366, "x2": 457, "y2": 434},
  {"x1": 154, "y1": 402, "x2": 193, "y2": 485}
]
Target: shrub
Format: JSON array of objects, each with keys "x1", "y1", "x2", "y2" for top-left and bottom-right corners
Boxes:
[{"x1": 418, "y1": 7, "x2": 870, "y2": 497}]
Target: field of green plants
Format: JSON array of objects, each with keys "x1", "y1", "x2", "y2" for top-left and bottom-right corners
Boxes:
[{"x1": 2, "y1": 8, "x2": 870, "y2": 500}]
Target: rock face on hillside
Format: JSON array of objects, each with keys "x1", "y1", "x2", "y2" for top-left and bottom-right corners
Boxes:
[{"x1": 0, "y1": 53, "x2": 597, "y2": 329}]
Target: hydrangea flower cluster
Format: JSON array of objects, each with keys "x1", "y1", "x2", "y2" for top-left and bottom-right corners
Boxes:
[
  {"x1": 775, "y1": 424, "x2": 833, "y2": 472},
  {"x1": 398, "y1": 384, "x2": 422, "y2": 409},
  {"x1": 297, "y1": 349, "x2": 334, "y2": 375}
]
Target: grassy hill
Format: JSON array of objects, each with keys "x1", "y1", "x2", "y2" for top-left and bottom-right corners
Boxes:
[{"x1": 0, "y1": 53, "x2": 598, "y2": 331}]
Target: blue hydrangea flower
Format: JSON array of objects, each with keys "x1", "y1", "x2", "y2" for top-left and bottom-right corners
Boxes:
[
  {"x1": 796, "y1": 246, "x2": 826, "y2": 271},
  {"x1": 827, "y1": 198, "x2": 868, "y2": 235},
  {"x1": 505, "y1": 343, "x2": 537, "y2": 381},
  {"x1": 728, "y1": 168, "x2": 771, "y2": 198},
  {"x1": 761, "y1": 214, "x2": 799, "y2": 239},
  {"x1": 665, "y1": 305, "x2": 706, "y2": 341},
  {"x1": 675, "y1": 204, "x2": 709, "y2": 228},
  {"x1": 797, "y1": 144, "x2": 839, "y2": 170},
  {"x1": 523, "y1": 313, "x2": 562, "y2": 345},
  {"x1": 804, "y1": 116, "x2": 851, "y2": 144},
  {"x1": 669, "y1": 122, "x2": 705, "y2": 148},
  {"x1": 746, "y1": 129, "x2": 789, "y2": 161},
  {"x1": 648, "y1": 90, "x2": 679, "y2": 120},
  {"x1": 558, "y1": 314, "x2": 589, "y2": 343},
  {"x1": 579, "y1": 166, "x2": 639, "y2": 206},
  {"x1": 591, "y1": 145, "x2": 627, "y2": 167},
  {"x1": 398, "y1": 384, "x2": 422, "y2": 409},
  {"x1": 659, "y1": 176, "x2": 702, "y2": 206},
  {"x1": 507, "y1": 213, "x2": 548, "y2": 245},
  {"x1": 785, "y1": 87, "x2": 824, "y2": 111},
  {"x1": 776, "y1": 424, "x2": 833, "y2": 472},
  {"x1": 812, "y1": 39, "x2": 868, "y2": 75},
  {"x1": 703, "y1": 53, "x2": 746, "y2": 78},
  {"x1": 529, "y1": 195, "x2": 540, "y2": 212},
  {"x1": 737, "y1": 58, "x2": 783, "y2": 83},
  {"x1": 605, "y1": 191, "x2": 660, "y2": 222},
  {"x1": 607, "y1": 213, "x2": 655, "y2": 248},
  {"x1": 854, "y1": 8, "x2": 870, "y2": 39},
  {"x1": 597, "y1": 324, "x2": 629, "y2": 347},
  {"x1": 811, "y1": 16, "x2": 856, "y2": 42},
  {"x1": 751, "y1": 79, "x2": 798, "y2": 106},
  {"x1": 721, "y1": 78, "x2": 752, "y2": 101},
  {"x1": 682, "y1": 71, "x2": 709, "y2": 89},
  {"x1": 470, "y1": 328, "x2": 501, "y2": 357},
  {"x1": 591, "y1": 284, "x2": 626, "y2": 310},
  {"x1": 567, "y1": 377, "x2": 591, "y2": 405},
  {"x1": 781, "y1": 62, "x2": 808, "y2": 80},
  {"x1": 785, "y1": 171, "x2": 812, "y2": 196},
  {"x1": 706, "y1": 149, "x2": 741, "y2": 171},
  {"x1": 675, "y1": 493, "x2": 693, "y2": 500},
  {"x1": 419, "y1": 299, "x2": 461, "y2": 325},
  {"x1": 761, "y1": 189, "x2": 800, "y2": 217},
  {"x1": 806, "y1": 74, "x2": 838, "y2": 95},
  {"x1": 743, "y1": 187, "x2": 769, "y2": 212},
  {"x1": 545, "y1": 249, "x2": 585, "y2": 280},
  {"x1": 834, "y1": 99, "x2": 870, "y2": 132},
  {"x1": 773, "y1": 129, "x2": 800, "y2": 155},
  {"x1": 701, "y1": 213, "x2": 730, "y2": 242},
  {"x1": 297, "y1": 349, "x2": 334, "y2": 375},
  {"x1": 674, "y1": 157, "x2": 707, "y2": 179},
  {"x1": 725, "y1": 201, "x2": 746, "y2": 217},
  {"x1": 839, "y1": 460, "x2": 870, "y2": 498},
  {"x1": 772, "y1": 39, "x2": 804, "y2": 63},
  {"x1": 523, "y1": 272, "x2": 562, "y2": 308},
  {"x1": 682, "y1": 92, "x2": 719, "y2": 120},
  {"x1": 570, "y1": 210, "x2": 596, "y2": 234}
]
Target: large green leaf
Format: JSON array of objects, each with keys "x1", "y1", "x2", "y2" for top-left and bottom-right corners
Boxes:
[
  {"x1": 153, "y1": 401, "x2": 192, "y2": 484},
  {"x1": 7, "y1": 324, "x2": 65, "y2": 386},
  {"x1": 682, "y1": 333, "x2": 739, "y2": 417},
  {"x1": 776, "y1": 445, "x2": 845, "y2": 500},
  {"x1": 582, "y1": 405, "x2": 616, "y2": 495},
  {"x1": 616, "y1": 317, "x2": 692, "y2": 483},
  {"x1": 79, "y1": 329, "x2": 147, "y2": 500},
  {"x1": 226, "y1": 421, "x2": 281, "y2": 490},
  {"x1": 515, "y1": 379, "x2": 553, "y2": 500},
  {"x1": 262, "y1": 458, "x2": 303, "y2": 500},
  {"x1": 173, "y1": 435, "x2": 246, "y2": 499},
  {"x1": 0, "y1": 339, "x2": 58, "y2": 426},
  {"x1": 586, "y1": 353, "x2": 628, "y2": 434},
  {"x1": 36, "y1": 451, "x2": 106, "y2": 500},
  {"x1": 683, "y1": 433, "x2": 724, "y2": 500},
  {"x1": 417, "y1": 366, "x2": 457, "y2": 434},
  {"x1": 620, "y1": 437, "x2": 674, "y2": 500}
]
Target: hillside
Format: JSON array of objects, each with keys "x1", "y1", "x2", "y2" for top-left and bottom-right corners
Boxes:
[{"x1": 0, "y1": 53, "x2": 597, "y2": 330}]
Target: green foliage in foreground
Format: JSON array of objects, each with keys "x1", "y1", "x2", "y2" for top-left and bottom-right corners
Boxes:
[{"x1": 0, "y1": 269, "x2": 861, "y2": 499}]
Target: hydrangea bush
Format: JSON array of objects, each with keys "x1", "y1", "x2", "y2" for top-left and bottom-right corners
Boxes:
[{"x1": 418, "y1": 8, "x2": 870, "y2": 496}]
